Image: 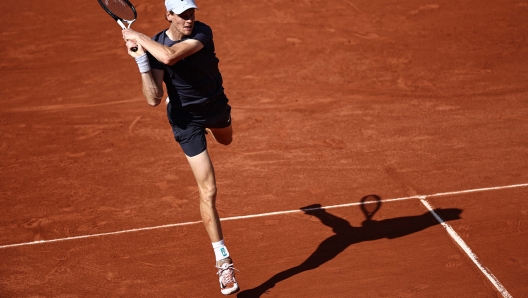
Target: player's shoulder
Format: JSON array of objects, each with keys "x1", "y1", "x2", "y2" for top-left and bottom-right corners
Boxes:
[
  {"x1": 188, "y1": 21, "x2": 214, "y2": 44},
  {"x1": 193, "y1": 21, "x2": 212, "y2": 34}
]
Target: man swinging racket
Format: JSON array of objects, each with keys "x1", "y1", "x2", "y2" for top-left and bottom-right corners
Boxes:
[{"x1": 121, "y1": 0, "x2": 239, "y2": 295}]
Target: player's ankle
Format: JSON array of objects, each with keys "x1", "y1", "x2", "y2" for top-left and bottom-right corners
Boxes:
[
  {"x1": 216, "y1": 257, "x2": 232, "y2": 267},
  {"x1": 212, "y1": 239, "x2": 231, "y2": 262}
]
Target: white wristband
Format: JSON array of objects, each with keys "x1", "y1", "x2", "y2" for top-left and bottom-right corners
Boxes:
[{"x1": 135, "y1": 53, "x2": 151, "y2": 73}]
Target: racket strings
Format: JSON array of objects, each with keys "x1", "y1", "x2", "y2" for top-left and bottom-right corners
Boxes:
[{"x1": 104, "y1": 0, "x2": 135, "y2": 21}]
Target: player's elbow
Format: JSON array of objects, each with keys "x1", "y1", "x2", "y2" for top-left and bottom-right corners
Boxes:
[
  {"x1": 146, "y1": 97, "x2": 162, "y2": 107},
  {"x1": 159, "y1": 56, "x2": 180, "y2": 65},
  {"x1": 159, "y1": 50, "x2": 181, "y2": 65},
  {"x1": 158, "y1": 56, "x2": 173, "y2": 65}
]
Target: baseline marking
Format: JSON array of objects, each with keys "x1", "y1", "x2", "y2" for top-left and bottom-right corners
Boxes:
[
  {"x1": 1, "y1": 182, "x2": 527, "y2": 251},
  {"x1": 0, "y1": 220, "x2": 202, "y2": 249}
]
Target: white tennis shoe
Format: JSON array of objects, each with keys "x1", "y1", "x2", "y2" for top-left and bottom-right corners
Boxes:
[{"x1": 216, "y1": 262, "x2": 239, "y2": 295}]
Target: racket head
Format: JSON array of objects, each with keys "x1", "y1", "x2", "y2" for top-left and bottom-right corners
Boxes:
[
  {"x1": 98, "y1": 0, "x2": 137, "y2": 23},
  {"x1": 98, "y1": 0, "x2": 139, "y2": 52},
  {"x1": 360, "y1": 194, "x2": 382, "y2": 221}
]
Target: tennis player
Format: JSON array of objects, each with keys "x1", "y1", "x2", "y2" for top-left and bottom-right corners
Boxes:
[{"x1": 121, "y1": 0, "x2": 238, "y2": 295}]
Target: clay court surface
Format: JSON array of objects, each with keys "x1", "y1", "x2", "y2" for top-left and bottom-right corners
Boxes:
[{"x1": 1, "y1": 0, "x2": 528, "y2": 297}]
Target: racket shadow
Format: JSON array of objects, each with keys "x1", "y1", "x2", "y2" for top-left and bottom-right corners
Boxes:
[{"x1": 237, "y1": 195, "x2": 463, "y2": 298}]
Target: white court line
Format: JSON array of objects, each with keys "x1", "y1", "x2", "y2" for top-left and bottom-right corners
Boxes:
[
  {"x1": 425, "y1": 182, "x2": 528, "y2": 198},
  {"x1": 0, "y1": 220, "x2": 202, "y2": 249},
  {"x1": 420, "y1": 197, "x2": 513, "y2": 298},
  {"x1": 1, "y1": 182, "x2": 527, "y2": 249},
  {"x1": 1, "y1": 182, "x2": 527, "y2": 250},
  {"x1": 0, "y1": 196, "x2": 422, "y2": 250},
  {"x1": 1, "y1": 183, "x2": 526, "y2": 296}
]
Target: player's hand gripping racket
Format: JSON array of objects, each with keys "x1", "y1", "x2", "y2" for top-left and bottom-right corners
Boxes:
[{"x1": 97, "y1": 0, "x2": 138, "y2": 52}]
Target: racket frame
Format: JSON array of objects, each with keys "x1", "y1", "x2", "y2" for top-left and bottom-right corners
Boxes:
[
  {"x1": 97, "y1": 0, "x2": 137, "y2": 28},
  {"x1": 97, "y1": 0, "x2": 138, "y2": 51}
]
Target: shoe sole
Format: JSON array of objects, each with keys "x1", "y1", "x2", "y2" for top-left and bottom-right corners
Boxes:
[{"x1": 221, "y1": 283, "x2": 239, "y2": 295}]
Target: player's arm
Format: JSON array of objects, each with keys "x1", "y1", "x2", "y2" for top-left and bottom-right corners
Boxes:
[
  {"x1": 140, "y1": 68, "x2": 164, "y2": 107},
  {"x1": 123, "y1": 29, "x2": 204, "y2": 65},
  {"x1": 126, "y1": 40, "x2": 164, "y2": 107}
]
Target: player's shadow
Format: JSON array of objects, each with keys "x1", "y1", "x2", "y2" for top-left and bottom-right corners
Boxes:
[{"x1": 237, "y1": 195, "x2": 462, "y2": 298}]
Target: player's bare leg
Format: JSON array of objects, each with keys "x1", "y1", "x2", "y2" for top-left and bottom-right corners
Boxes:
[
  {"x1": 186, "y1": 149, "x2": 239, "y2": 295},
  {"x1": 185, "y1": 150, "x2": 223, "y2": 244}
]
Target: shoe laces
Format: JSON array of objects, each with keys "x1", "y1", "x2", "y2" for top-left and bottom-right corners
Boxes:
[{"x1": 216, "y1": 263, "x2": 239, "y2": 287}]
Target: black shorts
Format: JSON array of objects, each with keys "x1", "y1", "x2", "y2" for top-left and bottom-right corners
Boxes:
[{"x1": 166, "y1": 98, "x2": 231, "y2": 157}]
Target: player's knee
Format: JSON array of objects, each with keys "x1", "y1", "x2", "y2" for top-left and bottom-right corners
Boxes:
[{"x1": 199, "y1": 184, "x2": 217, "y2": 202}]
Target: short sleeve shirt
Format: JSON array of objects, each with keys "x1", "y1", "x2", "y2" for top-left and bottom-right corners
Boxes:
[{"x1": 148, "y1": 21, "x2": 226, "y2": 109}]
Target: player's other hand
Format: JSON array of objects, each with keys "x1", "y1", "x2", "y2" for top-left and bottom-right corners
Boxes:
[
  {"x1": 123, "y1": 29, "x2": 145, "y2": 57},
  {"x1": 122, "y1": 28, "x2": 139, "y2": 40},
  {"x1": 125, "y1": 40, "x2": 145, "y2": 57}
]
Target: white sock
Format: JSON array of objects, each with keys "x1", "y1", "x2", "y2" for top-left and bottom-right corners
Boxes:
[{"x1": 212, "y1": 239, "x2": 230, "y2": 262}]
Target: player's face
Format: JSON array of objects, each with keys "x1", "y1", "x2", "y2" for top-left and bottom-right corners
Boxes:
[{"x1": 170, "y1": 9, "x2": 196, "y2": 37}]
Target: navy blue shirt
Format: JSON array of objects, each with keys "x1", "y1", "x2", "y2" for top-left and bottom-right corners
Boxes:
[{"x1": 148, "y1": 21, "x2": 226, "y2": 109}]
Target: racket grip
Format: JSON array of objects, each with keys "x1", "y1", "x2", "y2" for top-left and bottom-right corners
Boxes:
[{"x1": 131, "y1": 46, "x2": 138, "y2": 52}]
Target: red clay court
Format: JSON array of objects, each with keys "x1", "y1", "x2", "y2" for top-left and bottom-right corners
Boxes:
[{"x1": 1, "y1": 0, "x2": 528, "y2": 297}]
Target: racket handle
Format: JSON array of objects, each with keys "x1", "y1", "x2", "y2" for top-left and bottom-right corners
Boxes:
[{"x1": 131, "y1": 46, "x2": 138, "y2": 52}]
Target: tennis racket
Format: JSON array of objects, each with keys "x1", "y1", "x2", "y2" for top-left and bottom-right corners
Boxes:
[{"x1": 98, "y1": 0, "x2": 138, "y2": 52}]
